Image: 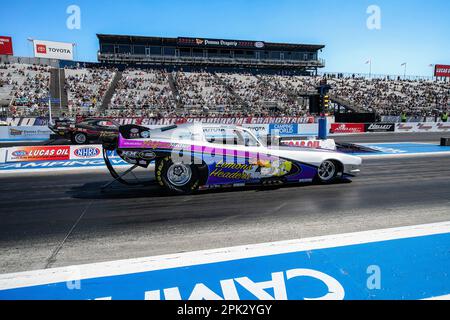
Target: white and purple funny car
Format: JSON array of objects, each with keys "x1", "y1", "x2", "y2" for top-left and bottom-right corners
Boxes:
[{"x1": 103, "y1": 123, "x2": 362, "y2": 194}]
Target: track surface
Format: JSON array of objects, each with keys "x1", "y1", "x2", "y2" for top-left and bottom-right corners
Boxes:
[
  {"x1": 0, "y1": 133, "x2": 450, "y2": 274},
  {"x1": 334, "y1": 132, "x2": 448, "y2": 143}
]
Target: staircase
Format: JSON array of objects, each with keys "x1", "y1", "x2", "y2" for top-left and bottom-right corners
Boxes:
[
  {"x1": 49, "y1": 68, "x2": 69, "y2": 117},
  {"x1": 256, "y1": 75, "x2": 303, "y2": 110},
  {"x1": 213, "y1": 73, "x2": 248, "y2": 110},
  {"x1": 329, "y1": 94, "x2": 365, "y2": 113},
  {"x1": 167, "y1": 72, "x2": 184, "y2": 110},
  {"x1": 99, "y1": 71, "x2": 122, "y2": 113}
]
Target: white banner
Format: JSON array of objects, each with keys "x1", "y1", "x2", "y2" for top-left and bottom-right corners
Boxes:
[
  {"x1": 0, "y1": 148, "x2": 6, "y2": 164},
  {"x1": 241, "y1": 124, "x2": 269, "y2": 139},
  {"x1": 395, "y1": 122, "x2": 450, "y2": 133},
  {"x1": 0, "y1": 126, "x2": 52, "y2": 141},
  {"x1": 33, "y1": 40, "x2": 74, "y2": 60}
]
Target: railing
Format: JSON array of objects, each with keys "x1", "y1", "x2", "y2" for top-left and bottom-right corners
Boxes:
[
  {"x1": 318, "y1": 71, "x2": 441, "y2": 82},
  {"x1": 98, "y1": 53, "x2": 325, "y2": 68}
]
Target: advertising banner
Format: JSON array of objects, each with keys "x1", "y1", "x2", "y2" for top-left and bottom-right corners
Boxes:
[
  {"x1": 6, "y1": 146, "x2": 70, "y2": 163},
  {"x1": 269, "y1": 124, "x2": 299, "y2": 136},
  {"x1": 0, "y1": 148, "x2": 6, "y2": 164},
  {"x1": 0, "y1": 117, "x2": 318, "y2": 127},
  {"x1": 435, "y1": 65, "x2": 450, "y2": 78},
  {"x1": 33, "y1": 40, "x2": 74, "y2": 60},
  {"x1": 281, "y1": 138, "x2": 337, "y2": 150},
  {"x1": 0, "y1": 36, "x2": 13, "y2": 55},
  {"x1": 70, "y1": 145, "x2": 103, "y2": 160},
  {"x1": 395, "y1": 122, "x2": 450, "y2": 133},
  {"x1": 178, "y1": 37, "x2": 265, "y2": 49},
  {"x1": 297, "y1": 124, "x2": 320, "y2": 136},
  {"x1": 0, "y1": 126, "x2": 52, "y2": 141},
  {"x1": 241, "y1": 124, "x2": 269, "y2": 139},
  {"x1": 330, "y1": 123, "x2": 366, "y2": 134},
  {"x1": 365, "y1": 123, "x2": 395, "y2": 133}
]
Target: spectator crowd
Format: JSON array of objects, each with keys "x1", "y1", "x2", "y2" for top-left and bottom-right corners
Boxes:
[{"x1": 1, "y1": 63, "x2": 449, "y2": 119}]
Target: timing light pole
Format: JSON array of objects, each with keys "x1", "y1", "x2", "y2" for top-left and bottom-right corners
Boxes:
[{"x1": 317, "y1": 79, "x2": 332, "y2": 140}]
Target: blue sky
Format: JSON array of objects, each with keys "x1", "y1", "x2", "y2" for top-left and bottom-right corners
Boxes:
[{"x1": 1, "y1": 0, "x2": 449, "y2": 76}]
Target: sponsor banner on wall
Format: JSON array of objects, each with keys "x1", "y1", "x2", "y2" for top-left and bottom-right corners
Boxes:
[
  {"x1": 297, "y1": 124, "x2": 319, "y2": 136},
  {"x1": 6, "y1": 146, "x2": 70, "y2": 163},
  {"x1": 365, "y1": 123, "x2": 395, "y2": 133},
  {"x1": 0, "y1": 117, "x2": 318, "y2": 127},
  {"x1": 0, "y1": 148, "x2": 6, "y2": 164},
  {"x1": 435, "y1": 122, "x2": 450, "y2": 132},
  {"x1": 395, "y1": 122, "x2": 450, "y2": 133},
  {"x1": 241, "y1": 124, "x2": 269, "y2": 139},
  {"x1": 330, "y1": 123, "x2": 366, "y2": 134},
  {"x1": 435, "y1": 65, "x2": 450, "y2": 78},
  {"x1": 70, "y1": 145, "x2": 103, "y2": 160},
  {"x1": 2, "y1": 145, "x2": 120, "y2": 164},
  {"x1": 33, "y1": 40, "x2": 74, "y2": 60},
  {"x1": 0, "y1": 126, "x2": 52, "y2": 141},
  {"x1": 281, "y1": 138, "x2": 336, "y2": 150},
  {"x1": 0, "y1": 36, "x2": 13, "y2": 55},
  {"x1": 269, "y1": 124, "x2": 299, "y2": 135}
]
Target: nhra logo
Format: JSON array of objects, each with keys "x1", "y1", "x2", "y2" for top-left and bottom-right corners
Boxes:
[
  {"x1": 12, "y1": 150, "x2": 27, "y2": 157},
  {"x1": 74, "y1": 147, "x2": 101, "y2": 158}
]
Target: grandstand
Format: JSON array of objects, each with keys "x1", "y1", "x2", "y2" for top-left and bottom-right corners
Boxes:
[
  {"x1": 1, "y1": 62, "x2": 449, "y2": 119},
  {"x1": 0, "y1": 34, "x2": 449, "y2": 119}
]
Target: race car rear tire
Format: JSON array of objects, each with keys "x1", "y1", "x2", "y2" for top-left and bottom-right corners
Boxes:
[
  {"x1": 315, "y1": 160, "x2": 343, "y2": 183},
  {"x1": 71, "y1": 132, "x2": 88, "y2": 145},
  {"x1": 155, "y1": 157, "x2": 201, "y2": 194}
]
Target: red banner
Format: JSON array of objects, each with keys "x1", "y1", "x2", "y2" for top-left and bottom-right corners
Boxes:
[
  {"x1": 435, "y1": 65, "x2": 450, "y2": 78},
  {"x1": 6, "y1": 146, "x2": 70, "y2": 162},
  {"x1": 0, "y1": 36, "x2": 13, "y2": 55},
  {"x1": 330, "y1": 123, "x2": 366, "y2": 134},
  {"x1": 76, "y1": 116, "x2": 317, "y2": 126}
]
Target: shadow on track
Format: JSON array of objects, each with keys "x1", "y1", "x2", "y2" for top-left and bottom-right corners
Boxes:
[{"x1": 68, "y1": 178, "x2": 353, "y2": 200}]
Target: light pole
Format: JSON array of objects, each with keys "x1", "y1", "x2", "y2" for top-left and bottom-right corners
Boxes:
[
  {"x1": 366, "y1": 59, "x2": 372, "y2": 78},
  {"x1": 401, "y1": 62, "x2": 407, "y2": 79}
]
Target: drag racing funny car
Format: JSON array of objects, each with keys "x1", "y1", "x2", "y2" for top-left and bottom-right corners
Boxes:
[
  {"x1": 49, "y1": 118, "x2": 119, "y2": 145},
  {"x1": 102, "y1": 123, "x2": 362, "y2": 194}
]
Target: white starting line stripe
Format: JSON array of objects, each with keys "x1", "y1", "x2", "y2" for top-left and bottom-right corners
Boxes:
[{"x1": 0, "y1": 221, "x2": 449, "y2": 291}]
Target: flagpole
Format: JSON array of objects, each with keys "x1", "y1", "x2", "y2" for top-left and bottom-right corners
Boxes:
[
  {"x1": 48, "y1": 96, "x2": 53, "y2": 124},
  {"x1": 429, "y1": 64, "x2": 435, "y2": 80}
]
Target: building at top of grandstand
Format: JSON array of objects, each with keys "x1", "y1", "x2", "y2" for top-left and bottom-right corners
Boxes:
[{"x1": 97, "y1": 34, "x2": 325, "y2": 74}]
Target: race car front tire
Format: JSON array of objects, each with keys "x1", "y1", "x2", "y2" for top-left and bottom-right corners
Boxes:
[
  {"x1": 155, "y1": 157, "x2": 201, "y2": 194},
  {"x1": 315, "y1": 160, "x2": 343, "y2": 183}
]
